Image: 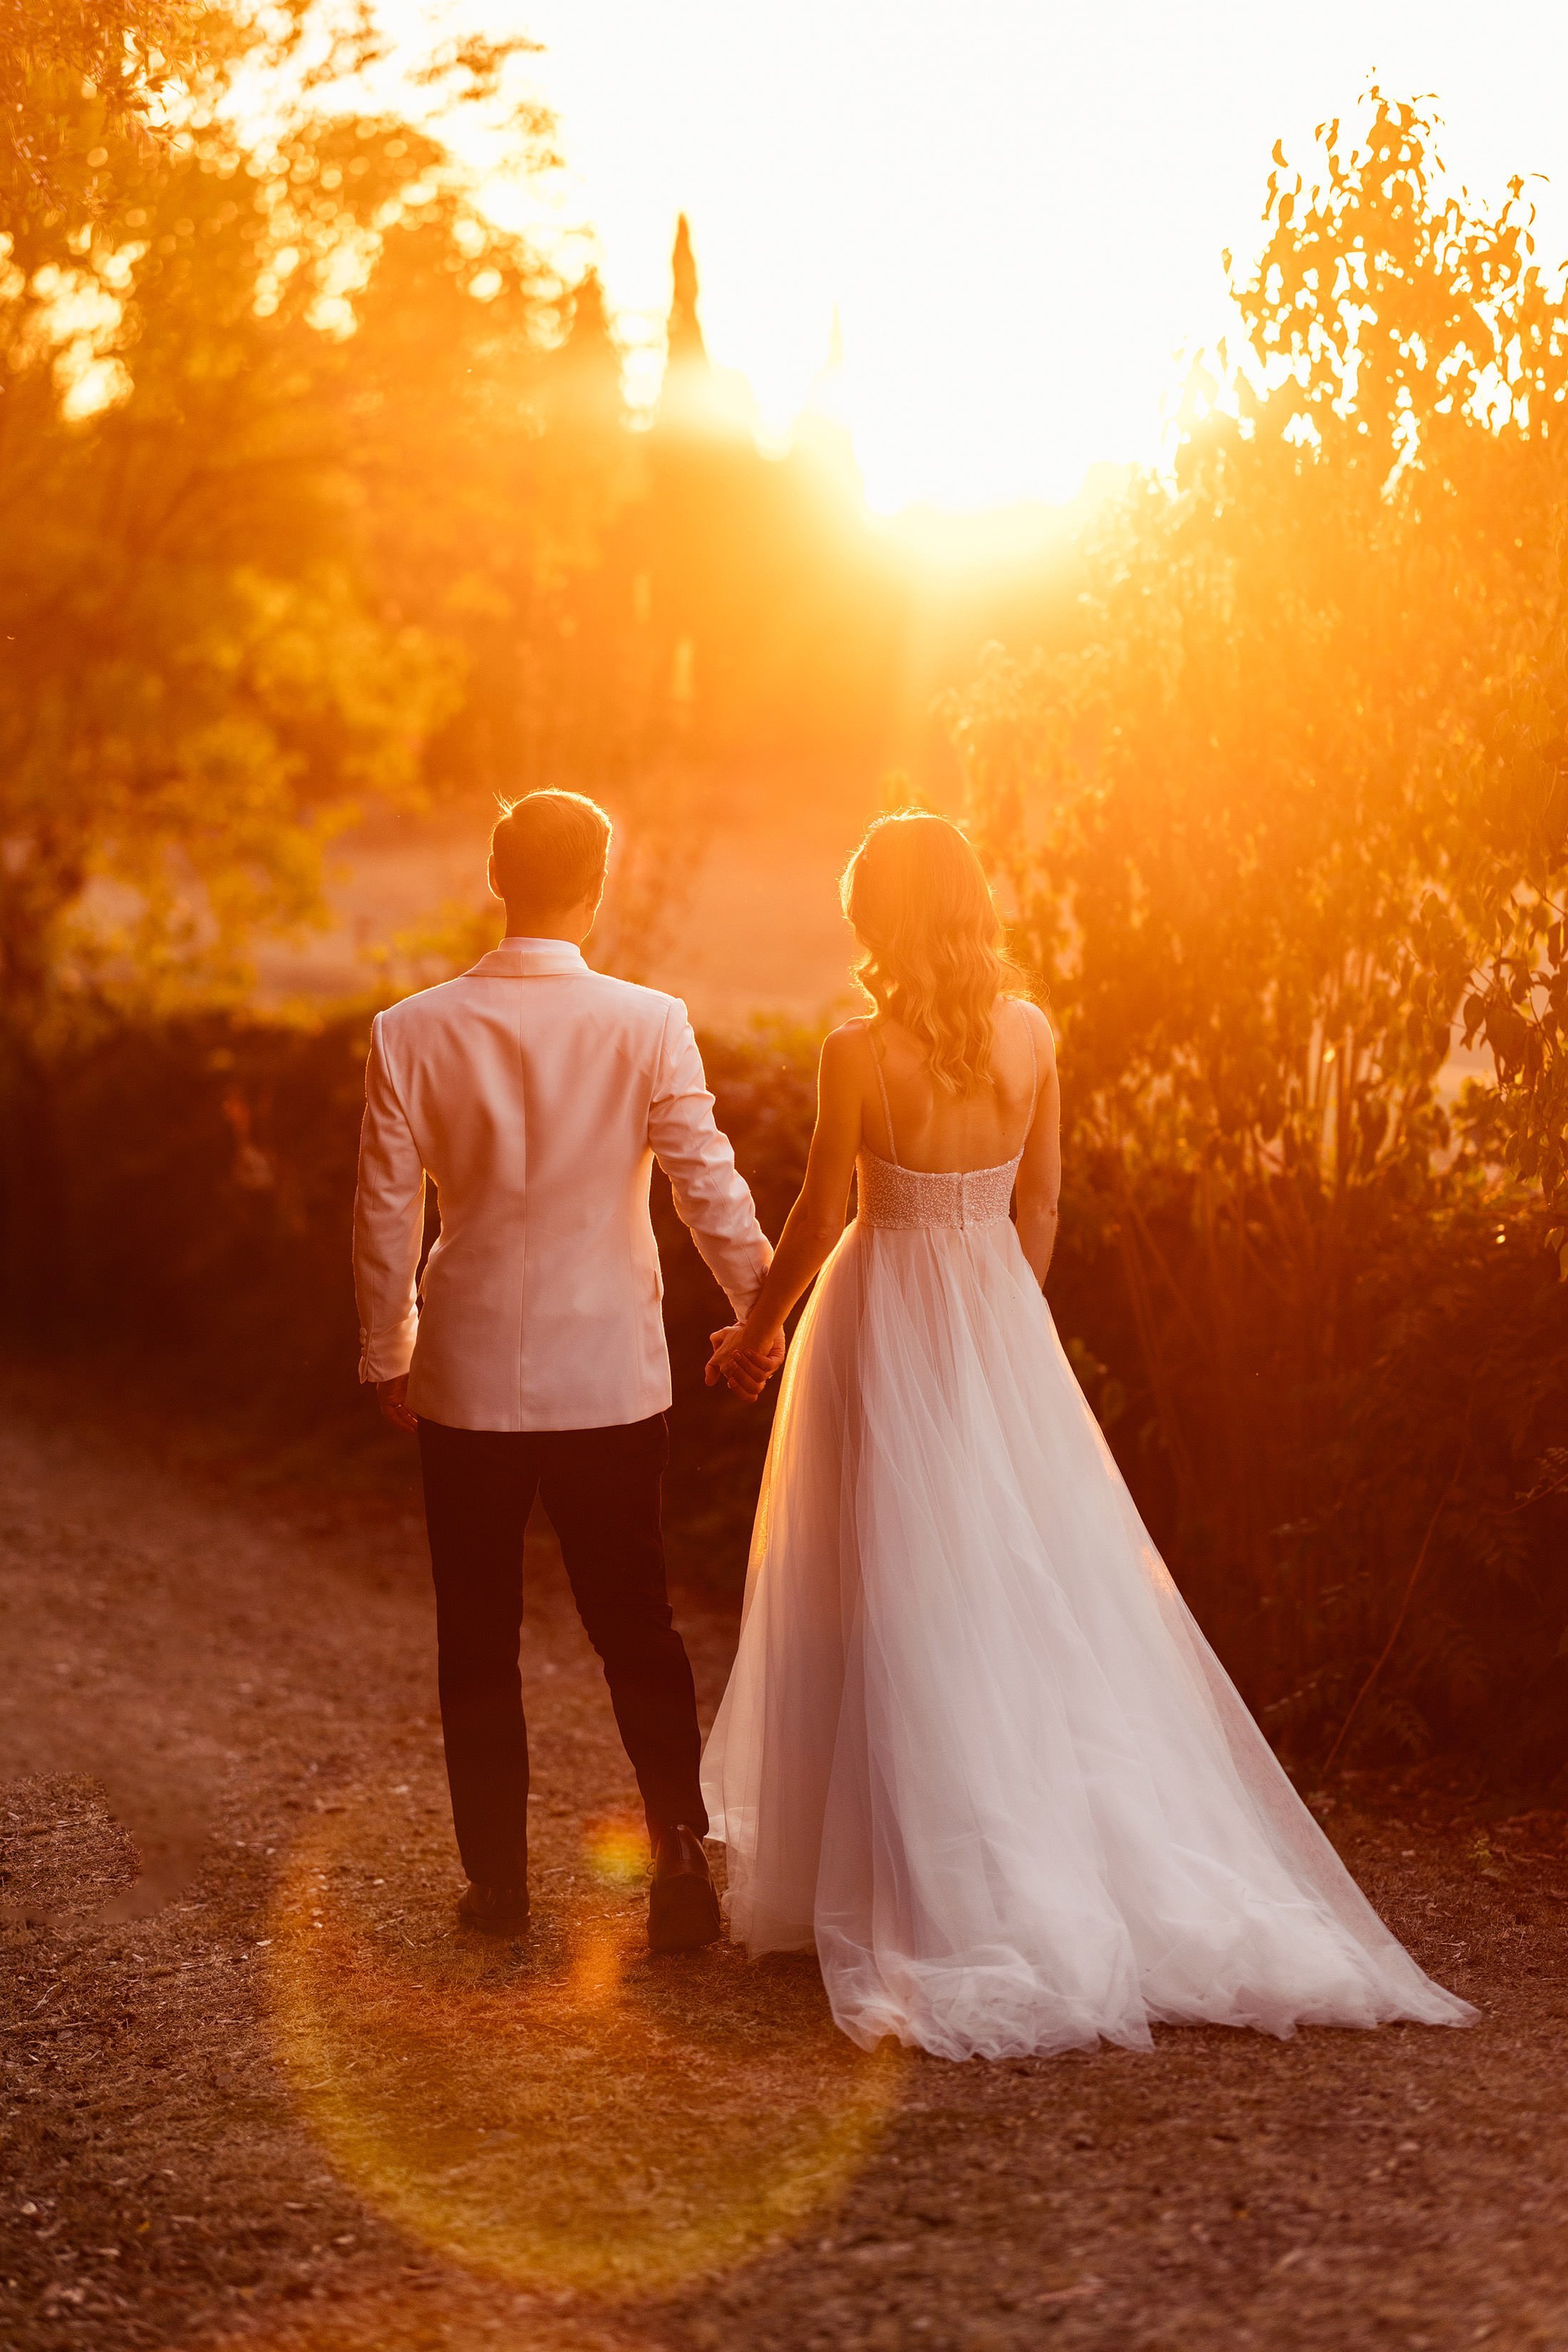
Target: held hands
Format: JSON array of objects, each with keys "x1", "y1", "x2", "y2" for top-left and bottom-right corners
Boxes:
[
  {"x1": 706, "y1": 1323, "x2": 786, "y2": 1403},
  {"x1": 378, "y1": 1337, "x2": 783, "y2": 1425}
]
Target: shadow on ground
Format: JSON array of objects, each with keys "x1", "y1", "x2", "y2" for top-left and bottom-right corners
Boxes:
[{"x1": 2, "y1": 1370, "x2": 1567, "y2": 2352}]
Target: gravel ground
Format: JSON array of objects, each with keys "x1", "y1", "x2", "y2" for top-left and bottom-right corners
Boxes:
[{"x1": 2, "y1": 1371, "x2": 1567, "y2": 2352}]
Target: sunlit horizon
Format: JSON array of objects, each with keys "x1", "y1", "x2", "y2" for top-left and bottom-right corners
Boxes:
[{"x1": 335, "y1": 0, "x2": 1568, "y2": 514}]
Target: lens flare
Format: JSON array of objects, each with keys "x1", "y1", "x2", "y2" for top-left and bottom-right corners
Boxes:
[
  {"x1": 581, "y1": 1814, "x2": 650, "y2": 1889},
  {"x1": 263, "y1": 1793, "x2": 905, "y2": 2299}
]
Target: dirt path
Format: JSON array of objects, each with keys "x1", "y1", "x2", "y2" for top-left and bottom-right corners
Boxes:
[{"x1": 4, "y1": 1378, "x2": 1568, "y2": 2352}]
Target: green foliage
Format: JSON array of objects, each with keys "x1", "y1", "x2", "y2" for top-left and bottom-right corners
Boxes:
[
  {"x1": 6, "y1": 1003, "x2": 1564, "y2": 1790},
  {"x1": 1233, "y1": 91, "x2": 1568, "y2": 1224},
  {"x1": 1048, "y1": 1149, "x2": 1568, "y2": 1787},
  {"x1": 956, "y1": 94, "x2": 1568, "y2": 1197},
  {"x1": 0, "y1": 0, "x2": 205, "y2": 227},
  {"x1": 0, "y1": 40, "x2": 562, "y2": 1023}
]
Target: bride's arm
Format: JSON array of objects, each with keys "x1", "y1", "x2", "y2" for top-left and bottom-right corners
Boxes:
[
  {"x1": 705, "y1": 1025, "x2": 865, "y2": 1385},
  {"x1": 1015, "y1": 1007, "x2": 1061, "y2": 1288}
]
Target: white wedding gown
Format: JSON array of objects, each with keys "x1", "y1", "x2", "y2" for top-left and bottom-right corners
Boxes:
[{"x1": 701, "y1": 1056, "x2": 1475, "y2": 2061}]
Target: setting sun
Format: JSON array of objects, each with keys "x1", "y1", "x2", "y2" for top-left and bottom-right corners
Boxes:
[{"x1": 487, "y1": 0, "x2": 1568, "y2": 510}]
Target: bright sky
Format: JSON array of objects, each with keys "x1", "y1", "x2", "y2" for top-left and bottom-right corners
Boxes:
[{"x1": 381, "y1": 0, "x2": 1568, "y2": 512}]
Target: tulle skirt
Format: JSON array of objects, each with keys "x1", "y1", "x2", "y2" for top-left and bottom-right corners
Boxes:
[{"x1": 701, "y1": 1215, "x2": 1476, "y2": 2060}]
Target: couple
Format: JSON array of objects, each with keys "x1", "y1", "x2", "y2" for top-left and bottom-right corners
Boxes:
[{"x1": 354, "y1": 790, "x2": 1474, "y2": 2060}]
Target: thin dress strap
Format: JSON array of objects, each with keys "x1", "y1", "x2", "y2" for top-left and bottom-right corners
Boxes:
[
  {"x1": 867, "y1": 1026, "x2": 900, "y2": 1166},
  {"x1": 1020, "y1": 1000, "x2": 1038, "y2": 1143}
]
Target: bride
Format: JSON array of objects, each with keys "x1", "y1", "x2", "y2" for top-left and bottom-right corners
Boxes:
[{"x1": 701, "y1": 810, "x2": 1475, "y2": 2062}]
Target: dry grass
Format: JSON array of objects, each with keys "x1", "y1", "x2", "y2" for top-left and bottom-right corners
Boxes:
[{"x1": 2, "y1": 1369, "x2": 1567, "y2": 2352}]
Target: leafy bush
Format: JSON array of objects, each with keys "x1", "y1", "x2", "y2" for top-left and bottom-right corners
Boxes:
[
  {"x1": 1044, "y1": 1152, "x2": 1568, "y2": 1794},
  {"x1": 4, "y1": 1006, "x2": 1565, "y2": 1794}
]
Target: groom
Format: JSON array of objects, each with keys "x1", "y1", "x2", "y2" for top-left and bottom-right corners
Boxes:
[{"x1": 352, "y1": 789, "x2": 779, "y2": 1949}]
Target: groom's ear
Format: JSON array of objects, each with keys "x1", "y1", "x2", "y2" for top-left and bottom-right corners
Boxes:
[{"x1": 487, "y1": 853, "x2": 504, "y2": 905}]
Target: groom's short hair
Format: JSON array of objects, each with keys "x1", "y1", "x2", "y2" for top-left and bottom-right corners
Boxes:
[{"x1": 491, "y1": 790, "x2": 612, "y2": 913}]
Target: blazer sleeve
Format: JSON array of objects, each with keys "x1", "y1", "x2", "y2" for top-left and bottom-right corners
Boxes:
[
  {"x1": 352, "y1": 1012, "x2": 427, "y2": 1383},
  {"x1": 649, "y1": 1003, "x2": 772, "y2": 1317}
]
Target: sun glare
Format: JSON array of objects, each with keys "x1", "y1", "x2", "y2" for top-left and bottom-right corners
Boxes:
[
  {"x1": 287, "y1": 0, "x2": 1568, "y2": 515},
  {"x1": 499, "y1": 0, "x2": 1568, "y2": 513}
]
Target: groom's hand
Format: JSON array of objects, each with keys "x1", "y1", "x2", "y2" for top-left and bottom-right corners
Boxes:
[{"x1": 376, "y1": 1375, "x2": 418, "y2": 1435}]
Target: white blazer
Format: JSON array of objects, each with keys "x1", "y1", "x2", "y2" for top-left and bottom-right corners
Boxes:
[{"x1": 352, "y1": 940, "x2": 771, "y2": 1431}]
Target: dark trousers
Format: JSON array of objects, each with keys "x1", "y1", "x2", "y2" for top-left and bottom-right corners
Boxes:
[{"x1": 417, "y1": 1412, "x2": 706, "y2": 1886}]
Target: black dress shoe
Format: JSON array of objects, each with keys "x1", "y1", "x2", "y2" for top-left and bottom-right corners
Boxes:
[
  {"x1": 456, "y1": 1880, "x2": 531, "y2": 1935},
  {"x1": 649, "y1": 1824, "x2": 722, "y2": 1954}
]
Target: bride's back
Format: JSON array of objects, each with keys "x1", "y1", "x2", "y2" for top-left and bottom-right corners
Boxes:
[
  {"x1": 862, "y1": 1002, "x2": 1038, "y2": 1174},
  {"x1": 837, "y1": 809, "x2": 1041, "y2": 1177}
]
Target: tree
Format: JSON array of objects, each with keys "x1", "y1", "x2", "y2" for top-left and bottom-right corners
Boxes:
[
  {"x1": 0, "y1": 0, "x2": 628, "y2": 1024},
  {"x1": 959, "y1": 93, "x2": 1567, "y2": 1198},
  {"x1": 0, "y1": 11, "x2": 594, "y2": 1317},
  {"x1": 1, "y1": 0, "x2": 205, "y2": 227},
  {"x1": 1228, "y1": 92, "x2": 1568, "y2": 1229},
  {"x1": 1, "y1": 110, "x2": 440, "y2": 1023},
  {"x1": 665, "y1": 210, "x2": 707, "y2": 371}
]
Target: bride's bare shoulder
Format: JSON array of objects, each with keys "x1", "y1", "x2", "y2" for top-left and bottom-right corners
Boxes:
[
  {"x1": 821, "y1": 1016, "x2": 877, "y2": 1083},
  {"x1": 824, "y1": 1014, "x2": 877, "y2": 1054}
]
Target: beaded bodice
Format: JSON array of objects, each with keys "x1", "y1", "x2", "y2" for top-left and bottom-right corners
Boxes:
[{"x1": 857, "y1": 1147, "x2": 1021, "y2": 1232}]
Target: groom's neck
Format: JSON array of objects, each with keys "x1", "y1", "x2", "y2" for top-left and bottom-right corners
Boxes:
[{"x1": 502, "y1": 906, "x2": 590, "y2": 946}]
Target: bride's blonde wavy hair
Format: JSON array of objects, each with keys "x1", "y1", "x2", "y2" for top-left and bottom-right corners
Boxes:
[{"x1": 841, "y1": 811, "x2": 1021, "y2": 1094}]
